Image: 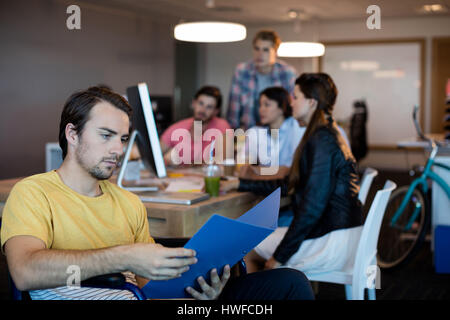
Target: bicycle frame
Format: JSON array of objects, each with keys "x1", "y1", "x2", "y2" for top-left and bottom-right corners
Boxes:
[{"x1": 390, "y1": 144, "x2": 450, "y2": 231}]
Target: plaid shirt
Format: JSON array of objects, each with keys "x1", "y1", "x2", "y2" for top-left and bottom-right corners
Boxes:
[{"x1": 227, "y1": 60, "x2": 297, "y2": 130}]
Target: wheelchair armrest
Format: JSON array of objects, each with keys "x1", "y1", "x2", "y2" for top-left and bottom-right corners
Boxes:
[
  {"x1": 81, "y1": 273, "x2": 147, "y2": 300},
  {"x1": 81, "y1": 273, "x2": 126, "y2": 289}
]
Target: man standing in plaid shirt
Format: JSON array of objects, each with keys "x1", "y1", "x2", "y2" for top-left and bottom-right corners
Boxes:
[{"x1": 227, "y1": 30, "x2": 298, "y2": 130}]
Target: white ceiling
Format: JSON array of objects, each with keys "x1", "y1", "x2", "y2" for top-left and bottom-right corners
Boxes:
[{"x1": 79, "y1": 0, "x2": 450, "y2": 25}]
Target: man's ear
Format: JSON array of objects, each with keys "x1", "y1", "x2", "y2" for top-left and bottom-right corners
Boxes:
[{"x1": 65, "y1": 123, "x2": 79, "y2": 147}]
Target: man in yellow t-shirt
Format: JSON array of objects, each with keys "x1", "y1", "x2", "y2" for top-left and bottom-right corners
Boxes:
[
  {"x1": 0, "y1": 86, "x2": 227, "y2": 300},
  {"x1": 1, "y1": 86, "x2": 314, "y2": 300}
]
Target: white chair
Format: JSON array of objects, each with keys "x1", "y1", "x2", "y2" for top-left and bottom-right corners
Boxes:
[
  {"x1": 358, "y1": 167, "x2": 378, "y2": 205},
  {"x1": 304, "y1": 180, "x2": 396, "y2": 300}
]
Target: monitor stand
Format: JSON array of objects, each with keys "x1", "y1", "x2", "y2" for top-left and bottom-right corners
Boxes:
[{"x1": 117, "y1": 130, "x2": 158, "y2": 192}]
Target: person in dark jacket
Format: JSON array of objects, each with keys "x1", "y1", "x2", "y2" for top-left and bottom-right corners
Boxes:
[{"x1": 223, "y1": 73, "x2": 363, "y2": 273}]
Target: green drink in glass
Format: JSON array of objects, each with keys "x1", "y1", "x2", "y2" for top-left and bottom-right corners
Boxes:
[{"x1": 204, "y1": 164, "x2": 221, "y2": 197}]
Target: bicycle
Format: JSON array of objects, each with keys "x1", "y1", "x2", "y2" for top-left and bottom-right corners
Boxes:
[{"x1": 377, "y1": 105, "x2": 450, "y2": 269}]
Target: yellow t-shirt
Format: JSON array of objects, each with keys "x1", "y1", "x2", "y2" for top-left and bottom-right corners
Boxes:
[{"x1": 1, "y1": 170, "x2": 154, "y2": 251}]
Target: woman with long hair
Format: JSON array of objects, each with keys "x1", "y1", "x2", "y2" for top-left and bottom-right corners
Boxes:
[{"x1": 225, "y1": 73, "x2": 363, "y2": 273}]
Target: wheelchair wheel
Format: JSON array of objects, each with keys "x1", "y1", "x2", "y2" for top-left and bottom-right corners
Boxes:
[{"x1": 377, "y1": 185, "x2": 430, "y2": 269}]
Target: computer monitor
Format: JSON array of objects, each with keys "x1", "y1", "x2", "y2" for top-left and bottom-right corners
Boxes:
[
  {"x1": 45, "y1": 142, "x2": 63, "y2": 172},
  {"x1": 150, "y1": 95, "x2": 173, "y2": 136},
  {"x1": 117, "y1": 83, "x2": 210, "y2": 205},
  {"x1": 117, "y1": 83, "x2": 167, "y2": 191}
]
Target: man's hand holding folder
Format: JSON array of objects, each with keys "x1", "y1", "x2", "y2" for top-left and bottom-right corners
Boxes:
[
  {"x1": 142, "y1": 188, "x2": 281, "y2": 299},
  {"x1": 126, "y1": 244, "x2": 197, "y2": 281},
  {"x1": 186, "y1": 265, "x2": 231, "y2": 300},
  {"x1": 124, "y1": 243, "x2": 231, "y2": 300}
]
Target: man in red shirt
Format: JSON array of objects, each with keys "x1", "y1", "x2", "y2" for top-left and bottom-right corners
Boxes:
[{"x1": 160, "y1": 86, "x2": 231, "y2": 165}]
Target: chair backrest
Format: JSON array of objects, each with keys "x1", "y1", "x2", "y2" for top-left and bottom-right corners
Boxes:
[
  {"x1": 352, "y1": 180, "x2": 396, "y2": 295},
  {"x1": 358, "y1": 167, "x2": 378, "y2": 205}
]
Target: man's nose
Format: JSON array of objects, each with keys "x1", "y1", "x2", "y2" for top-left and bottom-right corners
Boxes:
[
  {"x1": 197, "y1": 105, "x2": 206, "y2": 113},
  {"x1": 110, "y1": 138, "x2": 124, "y2": 157}
]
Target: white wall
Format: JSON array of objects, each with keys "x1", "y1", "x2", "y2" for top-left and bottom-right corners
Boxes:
[{"x1": 0, "y1": 0, "x2": 175, "y2": 179}]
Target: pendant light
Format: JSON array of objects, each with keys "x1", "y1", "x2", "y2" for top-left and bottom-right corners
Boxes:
[
  {"x1": 277, "y1": 11, "x2": 325, "y2": 58},
  {"x1": 174, "y1": 21, "x2": 246, "y2": 43}
]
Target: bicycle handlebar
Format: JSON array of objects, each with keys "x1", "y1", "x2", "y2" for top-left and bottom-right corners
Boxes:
[
  {"x1": 412, "y1": 105, "x2": 439, "y2": 157},
  {"x1": 412, "y1": 105, "x2": 428, "y2": 141}
]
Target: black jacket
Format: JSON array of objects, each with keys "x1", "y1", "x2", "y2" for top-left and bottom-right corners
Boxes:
[{"x1": 238, "y1": 126, "x2": 363, "y2": 264}]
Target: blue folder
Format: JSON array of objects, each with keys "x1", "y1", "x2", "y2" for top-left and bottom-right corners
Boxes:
[{"x1": 142, "y1": 188, "x2": 280, "y2": 299}]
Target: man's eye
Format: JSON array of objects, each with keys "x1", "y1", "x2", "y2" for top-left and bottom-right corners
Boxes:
[
  {"x1": 101, "y1": 134, "x2": 111, "y2": 140},
  {"x1": 121, "y1": 138, "x2": 129, "y2": 143}
]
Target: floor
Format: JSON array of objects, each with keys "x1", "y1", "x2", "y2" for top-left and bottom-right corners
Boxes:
[
  {"x1": 0, "y1": 169, "x2": 449, "y2": 300},
  {"x1": 315, "y1": 241, "x2": 450, "y2": 300},
  {"x1": 314, "y1": 168, "x2": 450, "y2": 300}
]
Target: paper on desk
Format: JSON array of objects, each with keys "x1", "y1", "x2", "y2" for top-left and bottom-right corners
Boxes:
[
  {"x1": 165, "y1": 177, "x2": 204, "y2": 193},
  {"x1": 142, "y1": 188, "x2": 280, "y2": 299}
]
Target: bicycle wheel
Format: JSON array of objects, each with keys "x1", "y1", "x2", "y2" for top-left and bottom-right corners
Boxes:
[{"x1": 377, "y1": 185, "x2": 430, "y2": 269}]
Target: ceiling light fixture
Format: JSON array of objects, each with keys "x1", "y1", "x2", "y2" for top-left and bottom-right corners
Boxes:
[
  {"x1": 279, "y1": 13, "x2": 324, "y2": 58},
  {"x1": 277, "y1": 42, "x2": 325, "y2": 58},
  {"x1": 287, "y1": 9, "x2": 299, "y2": 19},
  {"x1": 174, "y1": 21, "x2": 246, "y2": 43},
  {"x1": 419, "y1": 3, "x2": 448, "y2": 13}
]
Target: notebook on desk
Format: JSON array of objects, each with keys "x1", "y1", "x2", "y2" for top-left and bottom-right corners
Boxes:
[
  {"x1": 134, "y1": 190, "x2": 210, "y2": 205},
  {"x1": 123, "y1": 177, "x2": 204, "y2": 193}
]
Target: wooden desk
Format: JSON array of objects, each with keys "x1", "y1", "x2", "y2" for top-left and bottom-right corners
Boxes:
[
  {"x1": 143, "y1": 191, "x2": 260, "y2": 237},
  {"x1": 0, "y1": 177, "x2": 261, "y2": 238}
]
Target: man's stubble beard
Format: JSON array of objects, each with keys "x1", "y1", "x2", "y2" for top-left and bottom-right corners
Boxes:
[{"x1": 75, "y1": 141, "x2": 113, "y2": 181}]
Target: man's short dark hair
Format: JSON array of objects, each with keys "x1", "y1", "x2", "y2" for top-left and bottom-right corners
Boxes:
[
  {"x1": 59, "y1": 86, "x2": 132, "y2": 159},
  {"x1": 96, "y1": 84, "x2": 113, "y2": 91},
  {"x1": 252, "y1": 30, "x2": 282, "y2": 51},
  {"x1": 194, "y1": 86, "x2": 222, "y2": 111}
]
